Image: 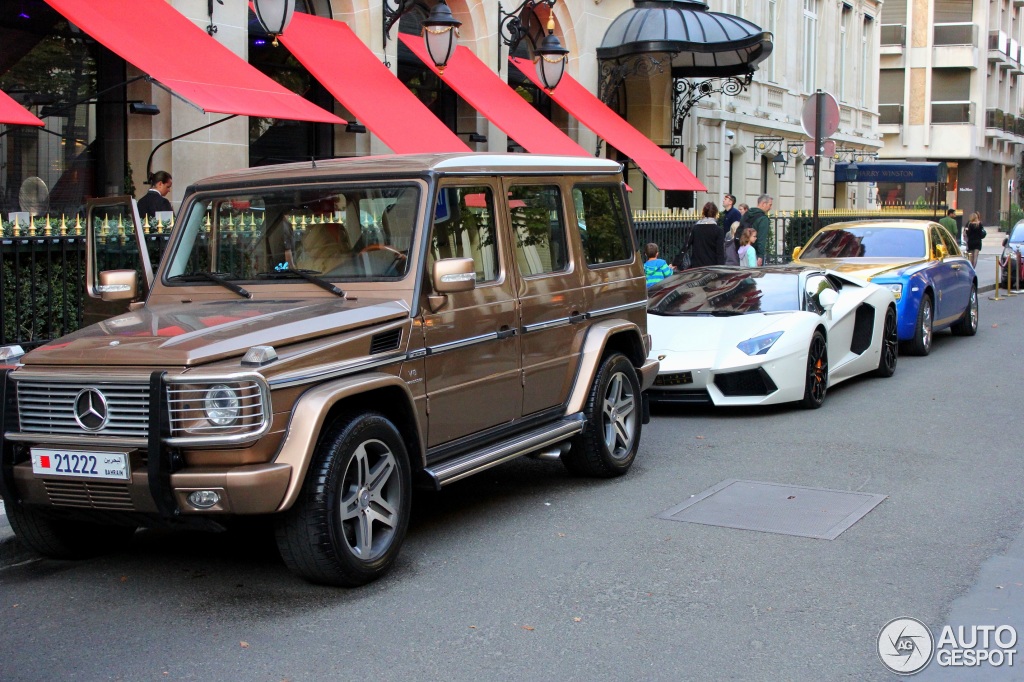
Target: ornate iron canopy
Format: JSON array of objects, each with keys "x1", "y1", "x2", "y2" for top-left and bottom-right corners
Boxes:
[{"x1": 597, "y1": 0, "x2": 772, "y2": 78}]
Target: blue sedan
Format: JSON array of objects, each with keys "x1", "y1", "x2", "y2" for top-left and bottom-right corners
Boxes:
[{"x1": 793, "y1": 220, "x2": 978, "y2": 355}]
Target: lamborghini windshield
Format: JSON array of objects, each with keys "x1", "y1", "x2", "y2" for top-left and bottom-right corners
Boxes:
[
  {"x1": 647, "y1": 268, "x2": 801, "y2": 315},
  {"x1": 800, "y1": 226, "x2": 926, "y2": 259},
  {"x1": 164, "y1": 183, "x2": 421, "y2": 282}
]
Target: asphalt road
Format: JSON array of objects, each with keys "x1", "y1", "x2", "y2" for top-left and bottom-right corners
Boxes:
[{"x1": 1, "y1": 294, "x2": 1022, "y2": 681}]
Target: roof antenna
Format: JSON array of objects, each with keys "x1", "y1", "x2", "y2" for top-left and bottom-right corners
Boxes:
[{"x1": 311, "y1": 156, "x2": 317, "y2": 168}]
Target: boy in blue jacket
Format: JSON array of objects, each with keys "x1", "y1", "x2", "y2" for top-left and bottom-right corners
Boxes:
[{"x1": 644, "y1": 242, "x2": 673, "y2": 288}]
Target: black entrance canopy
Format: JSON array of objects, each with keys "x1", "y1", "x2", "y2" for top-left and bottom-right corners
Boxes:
[{"x1": 597, "y1": 0, "x2": 773, "y2": 78}]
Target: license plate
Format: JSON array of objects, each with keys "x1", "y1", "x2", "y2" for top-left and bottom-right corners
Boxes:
[{"x1": 31, "y1": 449, "x2": 130, "y2": 481}]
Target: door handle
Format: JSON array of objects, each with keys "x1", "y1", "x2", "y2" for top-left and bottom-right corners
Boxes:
[
  {"x1": 951, "y1": 264, "x2": 962, "y2": 270},
  {"x1": 569, "y1": 311, "x2": 588, "y2": 324},
  {"x1": 496, "y1": 326, "x2": 517, "y2": 339}
]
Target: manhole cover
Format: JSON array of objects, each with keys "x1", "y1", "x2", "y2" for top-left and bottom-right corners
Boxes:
[{"x1": 657, "y1": 479, "x2": 886, "y2": 540}]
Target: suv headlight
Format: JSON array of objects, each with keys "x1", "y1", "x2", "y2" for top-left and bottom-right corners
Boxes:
[
  {"x1": 737, "y1": 332, "x2": 783, "y2": 356},
  {"x1": 204, "y1": 384, "x2": 240, "y2": 426},
  {"x1": 165, "y1": 374, "x2": 271, "y2": 445}
]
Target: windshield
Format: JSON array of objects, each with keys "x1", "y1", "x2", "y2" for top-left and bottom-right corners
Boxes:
[
  {"x1": 164, "y1": 183, "x2": 420, "y2": 282},
  {"x1": 801, "y1": 226, "x2": 926, "y2": 259},
  {"x1": 648, "y1": 269, "x2": 801, "y2": 315}
]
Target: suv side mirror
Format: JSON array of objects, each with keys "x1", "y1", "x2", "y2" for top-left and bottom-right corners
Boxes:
[
  {"x1": 433, "y1": 257, "x2": 476, "y2": 294},
  {"x1": 97, "y1": 269, "x2": 138, "y2": 301},
  {"x1": 792, "y1": 246, "x2": 803, "y2": 260},
  {"x1": 817, "y1": 288, "x2": 839, "y2": 311},
  {"x1": 935, "y1": 244, "x2": 948, "y2": 260}
]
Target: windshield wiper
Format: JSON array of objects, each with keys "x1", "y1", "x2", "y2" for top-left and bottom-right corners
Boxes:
[
  {"x1": 256, "y1": 269, "x2": 345, "y2": 298},
  {"x1": 168, "y1": 271, "x2": 252, "y2": 299}
]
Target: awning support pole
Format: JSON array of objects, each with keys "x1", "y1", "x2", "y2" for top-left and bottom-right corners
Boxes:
[{"x1": 146, "y1": 115, "x2": 237, "y2": 184}]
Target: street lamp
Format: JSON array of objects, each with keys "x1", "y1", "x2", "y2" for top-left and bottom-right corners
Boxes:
[
  {"x1": 847, "y1": 160, "x2": 860, "y2": 183},
  {"x1": 772, "y1": 151, "x2": 787, "y2": 177},
  {"x1": 252, "y1": 0, "x2": 296, "y2": 47},
  {"x1": 422, "y1": 1, "x2": 462, "y2": 74},
  {"x1": 533, "y1": 16, "x2": 569, "y2": 91},
  {"x1": 804, "y1": 156, "x2": 816, "y2": 180}
]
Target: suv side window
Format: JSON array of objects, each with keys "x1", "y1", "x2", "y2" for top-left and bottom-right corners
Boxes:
[
  {"x1": 430, "y1": 185, "x2": 499, "y2": 282},
  {"x1": 510, "y1": 185, "x2": 568, "y2": 276},
  {"x1": 572, "y1": 184, "x2": 632, "y2": 266}
]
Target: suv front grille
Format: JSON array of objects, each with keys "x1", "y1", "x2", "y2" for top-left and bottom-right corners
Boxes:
[{"x1": 17, "y1": 380, "x2": 150, "y2": 439}]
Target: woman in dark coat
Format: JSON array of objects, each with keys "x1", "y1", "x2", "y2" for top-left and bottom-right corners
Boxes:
[
  {"x1": 962, "y1": 212, "x2": 986, "y2": 268},
  {"x1": 689, "y1": 202, "x2": 725, "y2": 268}
]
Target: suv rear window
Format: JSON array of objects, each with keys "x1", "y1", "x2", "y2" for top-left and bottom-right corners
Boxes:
[{"x1": 573, "y1": 185, "x2": 632, "y2": 266}]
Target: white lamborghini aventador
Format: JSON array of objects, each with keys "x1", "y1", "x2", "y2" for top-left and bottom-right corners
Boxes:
[{"x1": 646, "y1": 265, "x2": 899, "y2": 409}]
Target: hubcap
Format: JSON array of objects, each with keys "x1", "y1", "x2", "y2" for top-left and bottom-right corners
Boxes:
[
  {"x1": 921, "y1": 300, "x2": 932, "y2": 350},
  {"x1": 602, "y1": 371, "x2": 636, "y2": 460},
  {"x1": 338, "y1": 439, "x2": 400, "y2": 560},
  {"x1": 884, "y1": 312, "x2": 898, "y2": 370},
  {"x1": 809, "y1": 338, "x2": 827, "y2": 403}
]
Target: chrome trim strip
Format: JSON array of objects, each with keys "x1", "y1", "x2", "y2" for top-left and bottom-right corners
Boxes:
[
  {"x1": 589, "y1": 301, "x2": 647, "y2": 318},
  {"x1": 4, "y1": 432, "x2": 148, "y2": 448},
  {"x1": 523, "y1": 317, "x2": 571, "y2": 333},
  {"x1": 406, "y1": 348, "x2": 428, "y2": 359},
  {"x1": 427, "y1": 332, "x2": 499, "y2": 354},
  {"x1": 10, "y1": 372, "x2": 149, "y2": 384},
  {"x1": 267, "y1": 353, "x2": 405, "y2": 389}
]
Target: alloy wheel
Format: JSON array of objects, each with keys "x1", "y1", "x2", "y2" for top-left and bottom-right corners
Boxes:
[
  {"x1": 601, "y1": 371, "x2": 637, "y2": 460},
  {"x1": 339, "y1": 439, "x2": 401, "y2": 561}
]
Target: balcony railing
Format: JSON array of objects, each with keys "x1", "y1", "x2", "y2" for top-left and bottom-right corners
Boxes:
[
  {"x1": 989, "y1": 30, "x2": 1009, "y2": 53},
  {"x1": 879, "y1": 103, "x2": 904, "y2": 125},
  {"x1": 931, "y1": 101, "x2": 974, "y2": 124},
  {"x1": 1005, "y1": 113, "x2": 1017, "y2": 134},
  {"x1": 881, "y1": 24, "x2": 907, "y2": 47},
  {"x1": 985, "y1": 108, "x2": 1005, "y2": 131},
  {"x1": 934, "y1": 22, "x2": 978, "y2": 47},
  {"x1": 1017, "y1": 118, "x2": 1024, "y2": 136}
]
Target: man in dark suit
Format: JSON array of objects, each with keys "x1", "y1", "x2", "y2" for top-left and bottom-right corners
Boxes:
[{"x1": 137, "y1": 170, "x2": 173, "y2": 219}]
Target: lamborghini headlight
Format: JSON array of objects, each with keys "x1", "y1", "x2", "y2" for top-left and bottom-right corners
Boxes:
[
  {"x1": 879, "y1": 283, "x2": 903, "y2": 301},
  {"x1": 737, "y1": 331, "x2": 784, "y2": 356},
  {"x1": 204, "y1": 384, "x2": 240, "y2": 426}
]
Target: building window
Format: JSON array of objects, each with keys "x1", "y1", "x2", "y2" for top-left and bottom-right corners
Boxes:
[
  {"x1": 862, "y1": 16, "x2": 874, "y2": 107},
  {"x1": 803, "y1": 0, "x2": 818, "y2": 93},
  {"x1": 839, "y1": 5, "x2": 851, "y2": 102},
  {"x1": 766, "y1": 0, "x2": 778, "y2": 82}
]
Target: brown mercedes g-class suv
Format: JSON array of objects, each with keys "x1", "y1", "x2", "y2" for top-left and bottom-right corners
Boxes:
[{"x1": 0, "y1": 153, "x2": 656, "y2": 586}]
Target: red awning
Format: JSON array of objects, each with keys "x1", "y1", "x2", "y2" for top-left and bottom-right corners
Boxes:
[
  {"x1": 401, "y1": 35, "x2": 588, "y2": 157},
  {"x1": 0, "y1": 89, "x2": 43, "y2": 126},
  {"x1": 42, "y1": 0, "x2": 342, "y2": 124},
  {"x1": 279, "y1": 14, "x2": 468, "y2": 153},
  {"x1": 510, "y1": 57, "x2": 705, "y2": 191}
]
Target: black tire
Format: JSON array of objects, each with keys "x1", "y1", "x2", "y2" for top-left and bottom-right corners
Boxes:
[
  {"x1": 801, "y1": 331, "x2": 828, "y2": 409},
  {"x1": 903, "y1": 293, "x2": 933, "y2": 356},
  {"x1": 562, "y1": 353, "x2": 642, "y2": 478},
  {"x1": 275, "y1": 412, "x2": 412, "y2": 587},
  {"x1": 950, "y1": 285, "x2": 979, "y2": 337},
  {"x1": 6, "y1": 503, "x2": 136, "y2": 559},
  {"x1": 874, "y1": 306, "x2": 899, "y2": 378}
]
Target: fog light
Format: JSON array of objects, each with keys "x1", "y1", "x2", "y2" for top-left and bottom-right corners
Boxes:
[{"x1": 187, "y1": 490, "x2": 221, "y2": 509}]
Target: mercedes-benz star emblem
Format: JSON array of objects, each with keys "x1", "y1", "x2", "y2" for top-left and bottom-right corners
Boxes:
[{"x1": 74, "y1": 388, "x2": 109, "y2": 431}]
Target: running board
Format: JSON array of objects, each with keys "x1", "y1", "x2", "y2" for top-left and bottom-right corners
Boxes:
[{"x1": 422, "y1": 414, "x2": 586, "y2": 490}]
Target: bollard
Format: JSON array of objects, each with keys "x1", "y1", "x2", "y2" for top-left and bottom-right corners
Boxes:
[
  {"x1": 1011, "y1": 248, "x2": 1019, "y2": 292},
  {"x1": 991, "y1": 259, "x2": 1004, "y2": 300},
  {"x1": 1002, "y1": 252, "x2": 1018, "y2": 297}
]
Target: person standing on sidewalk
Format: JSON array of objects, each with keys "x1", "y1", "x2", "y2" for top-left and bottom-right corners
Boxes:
[
  {"x1": 741, "y1": 194, "x2": 772, "y2": 266},
  {"x1": 137, "y1": 170, "x2": 173, "y2": 219},
  {"x1": 690, "y1": 202, "x2": 726, "y2": 268},
  {"x1": 939, "y1": 209, "x2": 959, "y2": 243},
  {"x1": 721, "y1": 194, "x2": 741, "y2": 234},
  {"x1": 962, "y1": 212, "x2": 986, "y2": 268}
]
